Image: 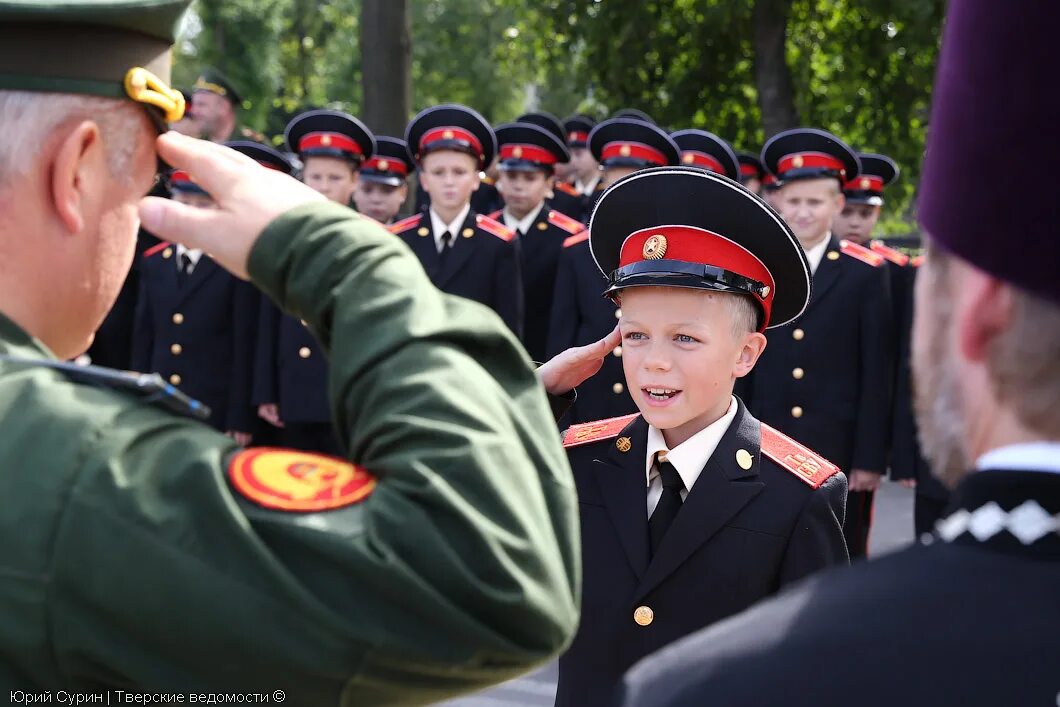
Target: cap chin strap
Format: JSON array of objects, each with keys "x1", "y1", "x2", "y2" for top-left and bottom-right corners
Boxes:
[{"x1": 606, "y1": 260, "x2": 771, "y2": 301}]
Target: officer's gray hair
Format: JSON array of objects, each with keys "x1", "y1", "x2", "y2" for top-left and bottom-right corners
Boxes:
[{"x1": 0, "y1": 91, "x2": 143, "y2": 187}]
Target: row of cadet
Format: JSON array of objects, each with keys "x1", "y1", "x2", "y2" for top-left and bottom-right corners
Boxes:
[{"x1": 87, "y1": 70, "x2": 943, "y2": 561}]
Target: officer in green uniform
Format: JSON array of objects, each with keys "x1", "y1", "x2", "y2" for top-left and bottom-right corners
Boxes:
[{"x1": 0, "y1": 1, "x2": 579, "y2": 702}]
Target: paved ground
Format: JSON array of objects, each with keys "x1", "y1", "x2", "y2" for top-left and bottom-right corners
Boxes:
[{"x1": 440, "y1": 480, "x2": 917, "y2": 706}]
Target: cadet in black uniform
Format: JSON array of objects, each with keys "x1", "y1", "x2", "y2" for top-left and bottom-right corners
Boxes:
[
  {"x1": 744, "y1": 129, "x2": 894, "y2": 559},
  {"x1": 486, "y1": 122, "x2": 586, "y2": 362},
  {"x1": 353, "y1": 136, "x2": 412, "y2": 225},
  {"x1": 736, "y1": 151, "x2": 766, "y2": 195},
  {"x1": 253, "y1": 111, "x2": 374, "y2": 454},
  {"x1": 514, "y1": 111, "x2": 587, "y2": 222},
  {"x1": 834, "y1": 153, "x2": 900, "y2": 246},
  {"x1": 132, "y1": 155, "x2": 264, "y2": 440},
  {"x1": 671, "y1": 129, "x2": 741, "y2": 180},
  {"x1": 392, "y1": 104, "x2": 524, "y2": 336},
  {"x1": 547, "y1": 118, "x2": 679, "y2": 424},
  {"x1": 563, "y1": 114, "x2": 601, "y2": 219},
  {"x1": 556, "y1": 166, "x2": 848, "y2": 706},
  {"x1": 621, "y1": 5, "x2": 1060, "y2": 704}
]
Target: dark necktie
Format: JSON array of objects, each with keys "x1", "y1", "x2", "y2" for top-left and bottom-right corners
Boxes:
[
  {"x1": 649, "y1": 456, "x2": 685, "y2": 553},
  {"x1": 177, "y1": 252, "x2": 192, "y2": 286},
  {"x1": 437, "y1": 231, "x2": 453, "y2": 268}
]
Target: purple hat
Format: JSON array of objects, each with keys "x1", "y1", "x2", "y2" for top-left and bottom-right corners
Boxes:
[{"x1": 918, "y1": 0, "x2": 1060, "y2": 303}]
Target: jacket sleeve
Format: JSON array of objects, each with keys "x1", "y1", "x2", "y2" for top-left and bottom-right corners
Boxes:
[
  {"x1": 778, "y1": 472, "x2": 850, "y2": 584},
  {"x1": 49, "y1": 203, "x2": 580, "y2": 704},
  {"x1": 851, "y1": 266, "x2": 895, "y2": 473},
  {"x1": 545, "y1": 247, "x2": 579, "y2": 359}
]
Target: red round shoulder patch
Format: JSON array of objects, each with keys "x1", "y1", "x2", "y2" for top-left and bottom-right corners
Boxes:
[{"x1": 228, "y1": 448, "x2": 376, "y2": 511}]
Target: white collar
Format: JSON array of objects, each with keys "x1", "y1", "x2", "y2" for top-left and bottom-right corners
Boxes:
[
  {"x1": 644, "y1": 396, "x2": 739, "y2": 492},
  {"x1": 175, "y1": 244, "x2": 203, "y2": 267},
  {"x1": 502, "y1": 202, "x2": 546, "y2": 236},
  {"x1": 976, "y1": 442, "x2": 1060, "y2": 476},
  {"x1": 575, "y1": 174, "x2": 600, "y2": 195},
  {"x1": 429, "y1": 204, "x2": 472, "y2": 250},
  {"x1": 803, "y1": 234, "x2": 833, "y2": 275}
]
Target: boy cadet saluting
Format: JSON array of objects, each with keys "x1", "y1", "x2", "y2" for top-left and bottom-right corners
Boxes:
[
  {"x1": 0, "y1": 0, "x2": 578, "y2": 699},
  {"x1": 390, "y1": 104, "x2": 524, "y2": 336},
  {"x1": 554, "y1": 166, "x2": 849, "y2": 706},
  {"x1": 252, "y1": 109, "x2": 374, "y2": 454}
]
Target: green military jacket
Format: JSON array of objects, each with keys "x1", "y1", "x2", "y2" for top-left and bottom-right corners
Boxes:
[{"x1": 0, "y1": 203, "x2": 580, "y2": 704}]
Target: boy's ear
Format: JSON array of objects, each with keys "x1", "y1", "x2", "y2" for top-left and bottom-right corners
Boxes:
[{"x1": 733, "y1": 332, "x2": 767, "y2": 378}]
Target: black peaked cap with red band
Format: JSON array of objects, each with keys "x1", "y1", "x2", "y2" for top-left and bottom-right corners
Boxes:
[
  {"x1": 844, "y1": 153, "x2": 899, "y2": 206},
  {"x1": 589, "y1": 167, "x2": 810, "y2": 330},
  {"x1": 761, "y1": 127, "x2": 860, "y2": 185},
  {"x1": 360, "y1": 136, "x2": 413, "y2": 187},
  {"x1": 495, "y1": 122, "x2": 570, "y2": 172},
  {"x1": 405, "y1": 103, "x2": 496, "y2": 170},
  {"x1": 589, "y1": 118, "x2": 680, "y2": 170},
  {"x1": 671, "y1": 129, "x2": 740, "y2": 181},
  {"x1": 226, "y1": 141, "x2": 296, "y2": 175},
  {"x1": 516, "y1": 111, "x2": 567, "y2": 145},
  {"x1": 736, "y1": 151, "x2": 766, "y2": 183},
  {"x1": 564, "y1": 114, "x2": 597, "y2": 148},
  {"x1": 285, "y1": 109, "x2": 375, "y2": 164}
]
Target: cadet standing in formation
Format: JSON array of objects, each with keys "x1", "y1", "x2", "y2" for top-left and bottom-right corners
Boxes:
[
  {"x1": 391, "y1": 104, "x2": 524, "y2": 336},
  {"x1": 0, "y1": 0, "x2": 579, "y2": 699},
  {"x1": 562, "y1": 114, "x2": 601, "y2": 218},
  {"x1": 514, "y1": 111, "x2": 588, "y2": 222},
  {"x1": 352, "y1": 136, "x2": 413, "y2": 225},
  {"x1": 622, "y1": 4, "x2": 1060, "y2": 704},
  {"x1": 555, "y1": 166, "x2": 848, "y2": 706},
  {"x1": 670, "y1": 129, "x2": 741, "y2": 181},
  {"x1": 743, "y1": 128, "x2": 894, "y2": 559},
  {"x1": 736, "y1": 151, "x2": 766, "y2": 194},
  {"x1": 253, "y1": 109, "x2": 374, "y2": 454}
]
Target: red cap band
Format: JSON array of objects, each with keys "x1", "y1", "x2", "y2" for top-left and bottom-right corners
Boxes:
[
  {"x1": 617, "y1": 224, "x2": 776, "y2": 328},
  {"x1": 778, "y1": 151, "x2": 847, "y2": 177},
  {"x1": 680, "y1": 151, "x2": 725, "y2": 173},
  {"x1": 763, "y1": 174, "x2": 777, "y2": 186},
  {"x1": 363, "y1": 156, "x2": 409, "y2": 176},
  {"x1": 740, "y1": 163, "x2": 760, "y2": 177},
  {"x1": 499, "y1": 143, "x2": 558, "y2": 165},
  {"x1": 299, "y1": 132, "x2": 363, "y2": 156},
  {"x1": 568, "y1": 130, "x2": 589, "y2": 144},
  {"x1": 844, "y1": 175, "x2": 885, "y2": 192},
  {"x1": 420, "y1": 126, "x2": 483, "y2": 156},
  {"x1": 601, "y1": 141, "x2": 668, "y2": 166}
]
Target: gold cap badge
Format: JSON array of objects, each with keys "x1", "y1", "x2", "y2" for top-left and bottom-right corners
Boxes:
[
  {"x1": 792, "y1": 154, "x2": 804, "y2": 168},
  {"x1": 643, "y1": 234, "x2": 668, "y2": 260},
  {"x1": 377, "y1": 159, "x2": 389, "y2": 171}
]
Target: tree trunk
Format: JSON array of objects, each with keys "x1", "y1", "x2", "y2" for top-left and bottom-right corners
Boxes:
[
  {"x1": 360, "y1": 0, "x2": 412, "y2": 136},
  {"x1": 752, "y1": 0, "x2": 799, "y2": 137}
]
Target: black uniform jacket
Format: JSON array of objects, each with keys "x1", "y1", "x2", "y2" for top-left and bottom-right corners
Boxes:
[
  {"x1": 621, "y1": 467, "x2": 1060, "y2": 707},
  {"x1": 390, "y1": 210, "x2": 524, "y2": 337},
  {"x1": 252, "y1": 297, "x2": 330, "y2": 425},
  {"x1": 557, "y1": 400, "x2": 849, "y2": 706}
]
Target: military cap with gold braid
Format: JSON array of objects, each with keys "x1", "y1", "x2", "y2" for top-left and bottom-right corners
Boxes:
[
  {"x1": 590, "y1": 166, "x2": 811, "y2": 331},
  {"x1": 0, "y1": 0, "x2": 190, "y2": 127},
  {"x1": 192, "y1": 67, "x2": 243, "y2": 106}
]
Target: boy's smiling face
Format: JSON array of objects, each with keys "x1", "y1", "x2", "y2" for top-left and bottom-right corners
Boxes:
[{"x1": 619, "y1": 287, "x2": 766, "y2": 448}]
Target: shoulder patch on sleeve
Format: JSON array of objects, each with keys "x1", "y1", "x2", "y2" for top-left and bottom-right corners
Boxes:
[
  {"x1": 840, "y1": 239, "x2": 886, "y2": 267},
  {"x1": 760, "y1": 424, "x2": 840, "y2": 488},
  {"x1": 563, "y1": 229, "x2": 591, "y2": 248},
  {"x1": 228, "y1": 447, "x2": 376, "y2": 511},
  {"x1": 562, "y1": 413, "x2": 640, "y2": 449},
  {"x1": 554, "y1": 181, "x2": 580, "y2": 197},
  {"x1": 869, "y1": 240, "x2": 911, "y2": 266},
  {"x1": 143, "y1": 241, "x2": 172, "y2": 258},
  {"x1": 548, "y1": 210, "x2": 588, "y2": 235},
  {"x1": 476, "y1": 214, "x2": 516, "y2": 242},
  {"x1": 388, "y1": 213, "x2": 423, "y2": 234}
]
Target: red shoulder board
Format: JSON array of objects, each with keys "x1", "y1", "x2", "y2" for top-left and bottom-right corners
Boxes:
[
  {"x1": 563, "y1": 229, "x2": 590, "y2": 248},
  {"x1": 476, "y1": 214, "x2": 515, "y2": 242},
  {"x1": 911, "y1": 254, "x2": 925, "y2": 268},
  {"x1": 388, "y1": 213, "x2": 423, "y2": 235},
  {"x1": 487, "y1": 209, "x2": 504, "y2": 221},
  {"x1": 563, "y1": 413, "x2": 640, "y2": 449},
  {"x1": 143, "y1": 241, "x2": 172, "y2": 258},
  {"x1": 760, "y1": 424, "x2": 840, "y2": 489},
  {"x1": 548, "y1": 210, "x2": 587, "y2": 235},
  {"x1": 554, "y1": 181, "x2": 580, "y2": 197},
  {"x1": 228, "y1": 448, "x2": 376, "y2": 511},
  {"x1": 839, "y1": 239, "x2": 886, "y2": 267},
  {"x1": 870, "y1": 240, "x2": 910, "y2": 266}
]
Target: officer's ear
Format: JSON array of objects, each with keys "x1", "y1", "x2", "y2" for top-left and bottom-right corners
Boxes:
[{"x1": 51, "y1": 120, "x2": 106, "y2": 235}]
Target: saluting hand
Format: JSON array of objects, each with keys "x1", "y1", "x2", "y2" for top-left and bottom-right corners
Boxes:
[
  {"x1": 537, "y1": 325, "x2": 622, "y2": 396},
  {"x1": 139, "y1": 132, "x2": 326, "y2": 280}
]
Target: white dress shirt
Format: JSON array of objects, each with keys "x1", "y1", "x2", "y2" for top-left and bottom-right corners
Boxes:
[
  {"x1": 175, "y1": 245, "x2": 203, "y2": 275},
  {"x1": 976, "y1": 442, "x2": 1060, "y2": 476},
  {"x1": 803, "y1": 235, "x2": 833, "y2": 275},
  {"x1": 575, "y1": 175, "x2": 600, "y2": 196},
  {"x1": 644, "y1": 396, "x2": 739, "y2": 516},
  {"x1": 429, "y1": 204, "x2": 471, "y2": 254},
  {"x1": 502, "y1": 202, "x2": 545, "y2": 236}
]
